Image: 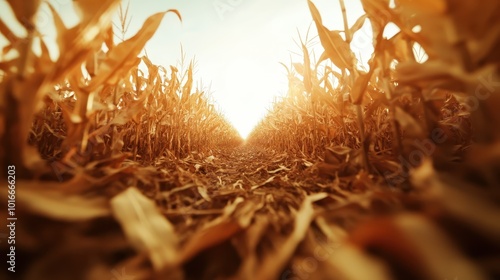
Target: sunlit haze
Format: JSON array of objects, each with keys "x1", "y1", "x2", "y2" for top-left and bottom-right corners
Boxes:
[{"x1": 0, "y1": 0, "x2": 381, "y2": 139}]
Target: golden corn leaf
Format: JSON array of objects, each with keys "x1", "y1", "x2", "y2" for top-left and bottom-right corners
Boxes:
[
  {"x1": 256, "y1": 193, "x2": 328, "y2": 280},
  {"x1": 181, "y1": 61, "x2": 193, "y2": 102},
  {"x1": 292, "y1": 63, "x2": 304, "y2": 76},
  {"x1": 360, "y1": 0, "x2": 391, "y2": 28},
  {"x1": 411, "y1": 160, "x2": 500, "y2": 244},
  {"x1": 327, "y1": 244, "x2": 394, "y2": 280},
  {"x1": 0, "y1": 18, "x2": 20, "y2": 45},
  {"x1": 47, "y1": 0, "x2": 120, "y2": 82},
  {"x1": 179, "y1": 221, "x2": 243, "y2": 263},
  {"x1": 142, "y1": 55, "x2": 160, "y2": 83},
  {"x1": 6, "y1": 0, "x2": 40, "y2": 29},
  {"x1": 111, "y1": 187, "x2": 179, "y2": 271},
  {"x1": 17, "y1": 180, "x2": 110, "y2": 221},
  {"x1": 349, "y1": 14, "x2": 369, "y2": 36},
  {"x1": 397, "y1": 0, "x2": 447, "y2": 14},
  {"x1": 307, "y1": 0, "x2": 355, "y2": 71},
  {"x1": 391, "y1": 215, "x2": 487, "y2": 280},
  {"x1": 350, "y1": 70, "x2": 373, "y2": 105},
  {"x1": 87, "y1": 9, "x2": 182, "y2": 91},
  {"x1": 104, "y1": 24, "x2": 114, "y2": 50},
  {"x1": 302, "y1": 43, "x2": 313, "y2": 93},
  {"x1": 73, "y1": 0, "x2": 120, "y2": 24},
  {"x1": 350, "y1": 214, "x2": 487, "y2": 280}
]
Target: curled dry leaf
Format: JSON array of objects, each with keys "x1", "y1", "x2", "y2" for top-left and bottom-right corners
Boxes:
[
  {"x1": 411, "y1": 160, "x2": 500, "y2": 245},
  {"x1": 255, "y1": 193, "x2": 328, "y2": 280},
  {"x1": 110, "y1": 187, "x2": 180, "y2": 272},
  {"x1": 179, "y1": 221, "x2": 243, "y2": 264},
  {"x1": 17, "y1": 180, "x2": 110, "y2": 221},
  {"x1": 350, "y1": 214, "x2": 487, "y2": 280}
]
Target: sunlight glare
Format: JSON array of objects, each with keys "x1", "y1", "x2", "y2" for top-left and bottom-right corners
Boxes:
[{"x1": 217, "y1": 56, "x2": 287, "y2": 139}]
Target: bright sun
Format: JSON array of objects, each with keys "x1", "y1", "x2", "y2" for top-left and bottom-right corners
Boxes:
[{"x1": 217, "y1": 56, "x2": 286, "y2": 139}]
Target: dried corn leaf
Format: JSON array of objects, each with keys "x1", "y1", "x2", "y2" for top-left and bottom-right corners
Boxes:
[
  {"x1": 327, "y1": 244, "x2": 394, "y2": 280},
  {"x1": 87, "y1": 9, "x2": 181, "y2": 91},
  {"x1": 398, "y1": 0, "x2": 447, "y2": 14},
  {"x1": 110, "y1": 187, "x2": 179, "y2": 271},
  {"x1": 255, "y1": 193, "x2": 328, "y2": 280},
  {"x1": 308, "y1": 0, "x2": 355, "y2": 70},
  {"x1": 411, "y1": 160, "x2": 500, "y2": 244},
  {"x1": 6, "y1": 0, "x2": 40, "y2": 28},
  {"x1": 179, "y1": 221, "x2": 243, "y2": 263},
  {"x1": 394, "y1": 214, "x2": 487, "y2": 280},
  {"x1": 17, "y1": 180, "x2": 110, "y2": 221}
]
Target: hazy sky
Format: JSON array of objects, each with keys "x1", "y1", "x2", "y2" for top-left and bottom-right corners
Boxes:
[{"x1": 1, "y1": 0, "x2": 373, "y2": 138}]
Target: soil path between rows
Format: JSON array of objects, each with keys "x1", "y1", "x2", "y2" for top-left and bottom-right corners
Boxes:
[{"x1": 147, "y1": 144, "x2": 360, "y2": 279}]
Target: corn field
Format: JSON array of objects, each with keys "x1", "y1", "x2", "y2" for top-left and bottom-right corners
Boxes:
[{"x1": 1, "y1": 0, "x2": 500, "y2": 279}]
